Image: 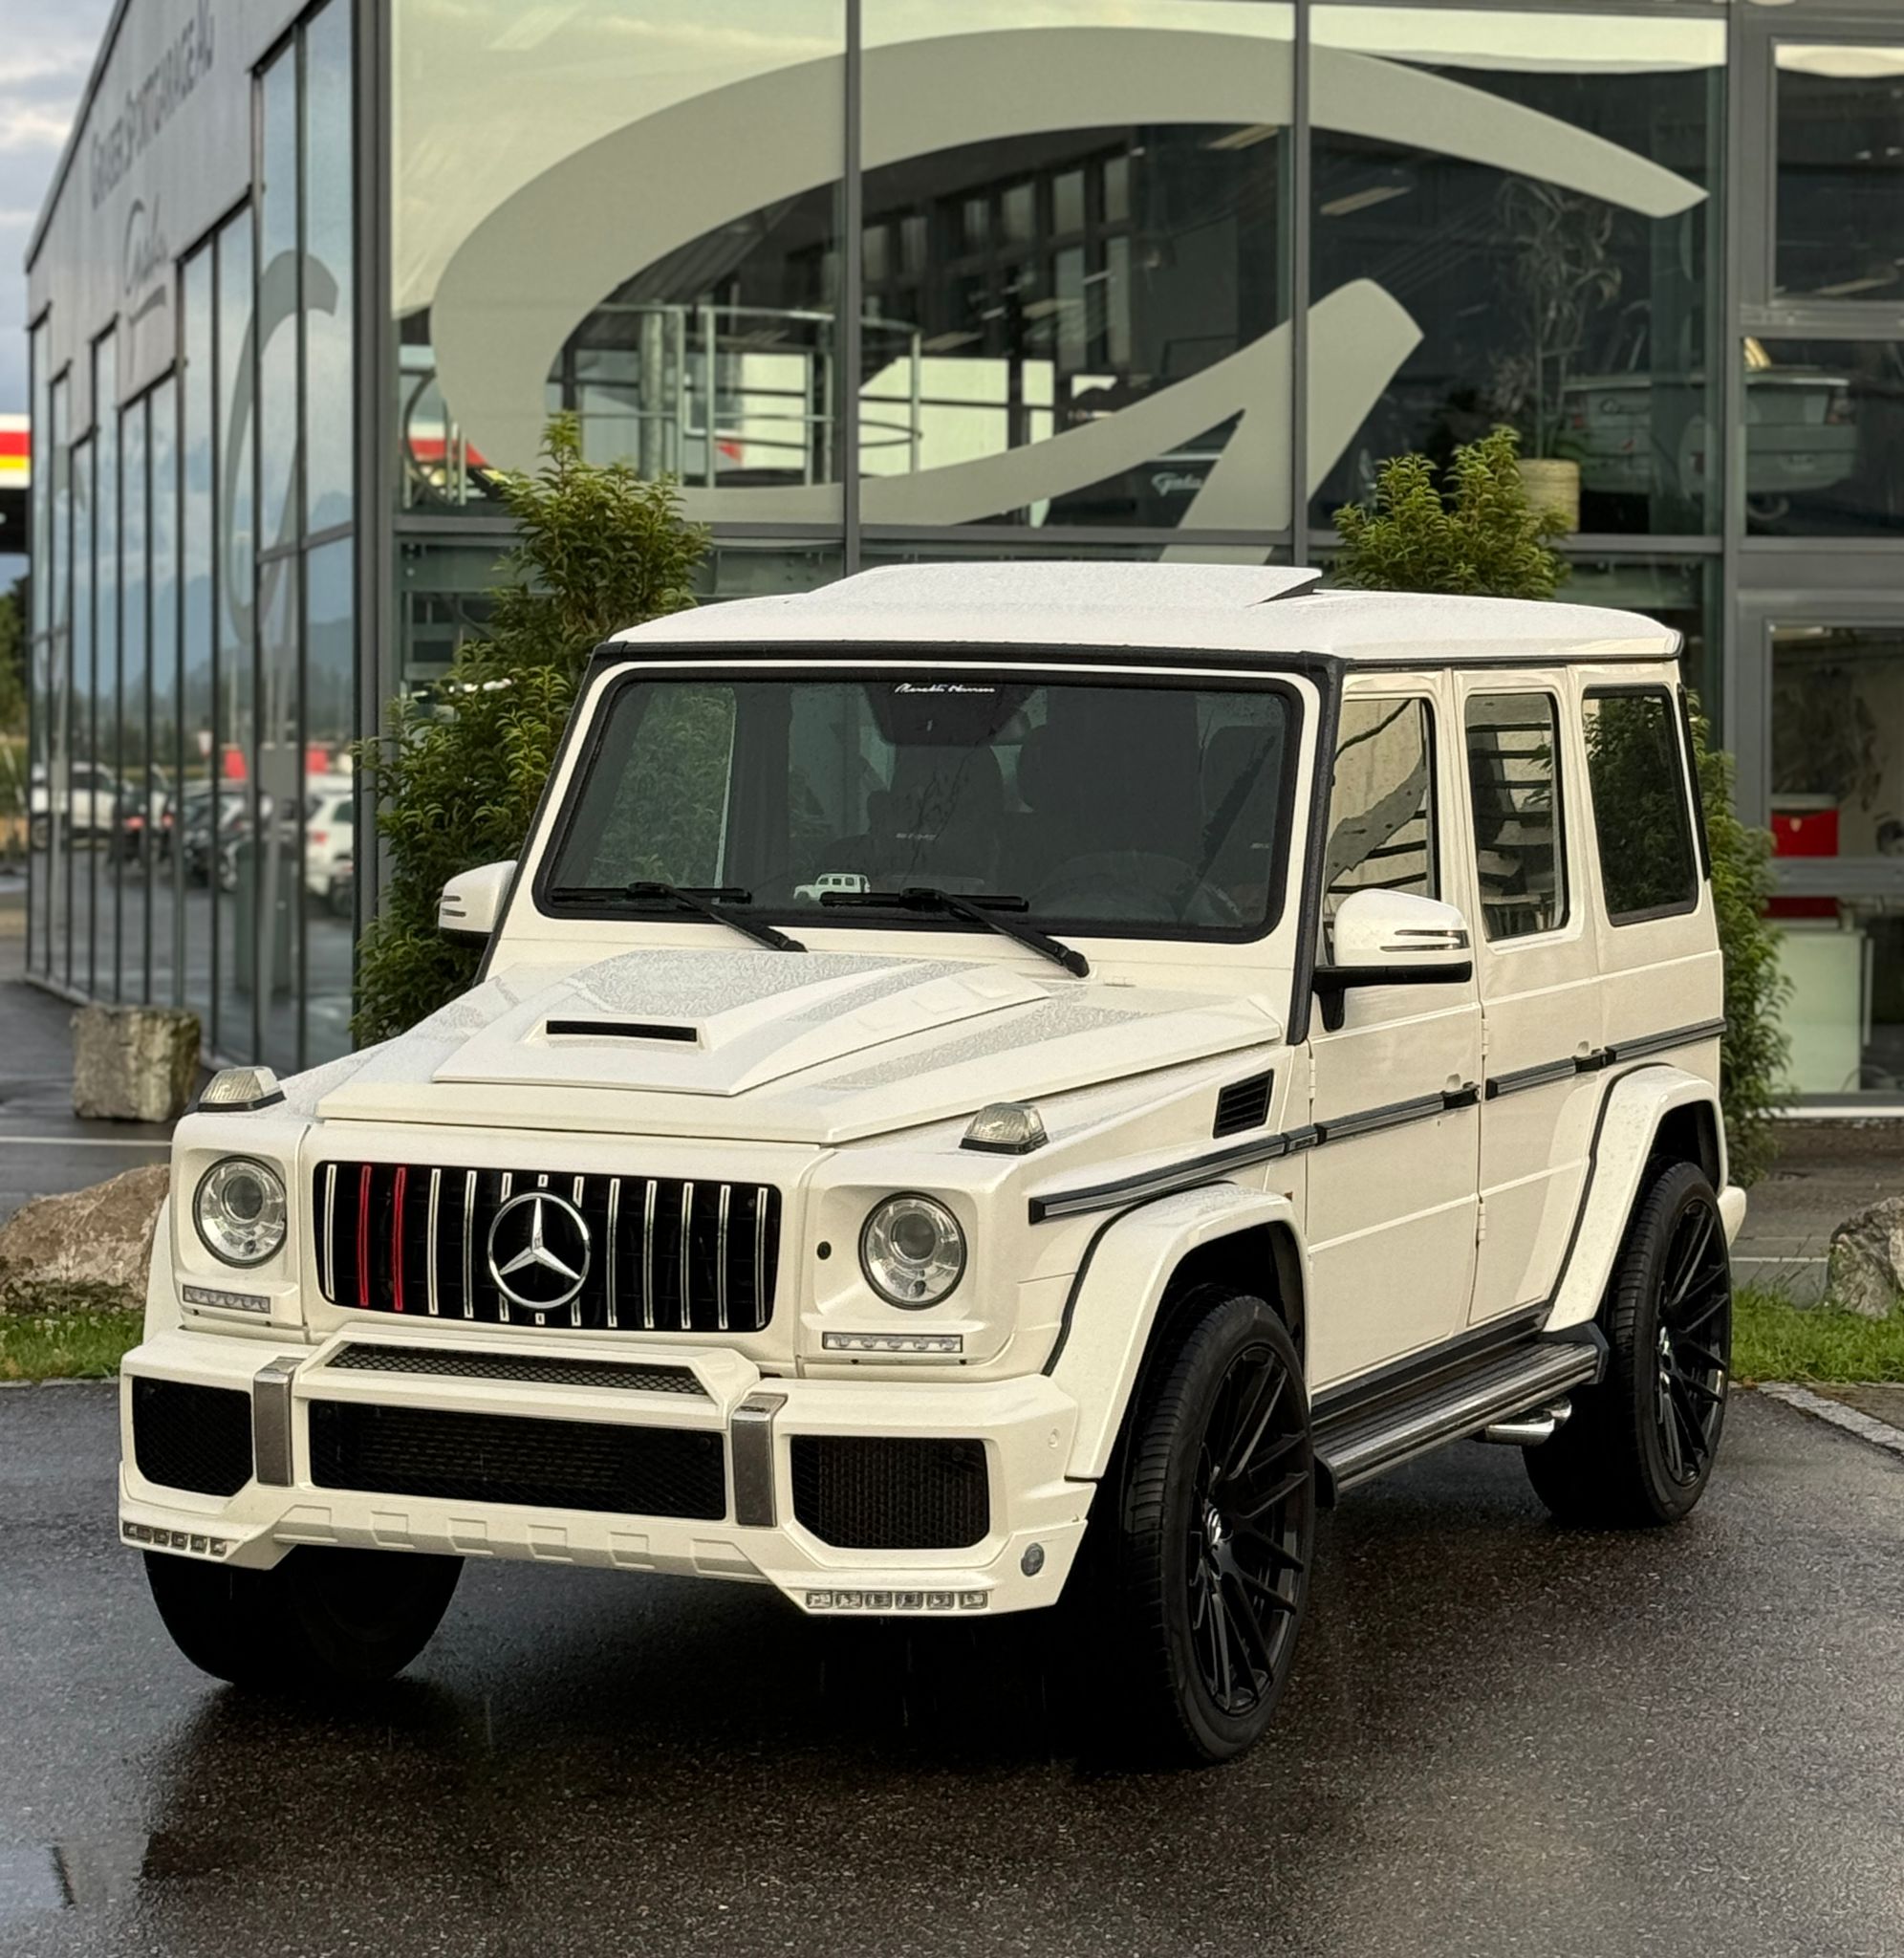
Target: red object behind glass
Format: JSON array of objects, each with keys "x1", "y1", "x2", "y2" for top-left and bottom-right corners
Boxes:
[{"x1": 1770, "y1": 796, "x2": 1839, "y2": 920}]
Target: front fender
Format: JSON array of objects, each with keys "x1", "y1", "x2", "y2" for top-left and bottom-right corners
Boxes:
[
  {"x1": 1047, "y1": 1184, "x2": 1305, "y2": 1480},
  {"x1": 1545, "y1": 1065, "x2": 1731, "y2": 1332}
]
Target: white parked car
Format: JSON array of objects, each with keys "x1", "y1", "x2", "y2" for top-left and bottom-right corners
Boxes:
[
  {"x1": 792, "y1": 869, "x2": 870, "y2": 903},
  {"x1": 304, "y1": 791, "x2": 355, "y2": 903},
  {"x1": 122, "y1": 564, "x2": 1742, "y2": 1765}
]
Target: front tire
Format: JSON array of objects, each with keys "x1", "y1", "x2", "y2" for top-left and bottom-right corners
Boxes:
[
  {"x1": 145, "y1": 1547, "x2": 462, "y2": 1690},
  {"x1": 1097, "y1": 1289, "x2": 1313, "y2": 1765},
  {"x1": 1525, "y1": 1160, "x2": 1732, "y2": 1528}
]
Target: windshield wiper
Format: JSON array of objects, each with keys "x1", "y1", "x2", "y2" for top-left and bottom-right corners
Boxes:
[
  {"x1": 821, "y1": 885, "x2": 1089, "y2": 978},
  {"x1": 621, "y1": 881, "x2": 806, "y2": 953}
]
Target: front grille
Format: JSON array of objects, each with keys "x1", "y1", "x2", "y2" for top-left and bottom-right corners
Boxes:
[
  {"x1": 132, "y1": 1379, "x2": 253, "y2": 1497},
  {"x1": 313, "y1": 1163, "x2": 781, "y2": 1334},
  {"x1": 325, "y1": 1344, "x2": 706, "y2": 1395},
  {"x1": 308, "y1": 1401, "x2": 726, "y2": 1518},
  {"x1": 790, "y1": 1435, "x2": 990, "y2": 1551}
]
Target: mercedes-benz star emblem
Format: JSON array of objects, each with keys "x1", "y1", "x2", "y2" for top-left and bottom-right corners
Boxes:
[{"x1": 487, "y1": 1190, "x2": 592, "y2": 1313}]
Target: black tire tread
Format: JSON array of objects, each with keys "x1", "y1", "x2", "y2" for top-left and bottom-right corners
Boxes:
[{"x1": 1525, "y1": 1159, "x2": 1725, "y2": 1529}]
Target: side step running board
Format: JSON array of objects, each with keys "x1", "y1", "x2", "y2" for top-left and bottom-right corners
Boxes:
[{"x1": 1313, "y1": 1338, "x2": 1603, "y2": 1504}]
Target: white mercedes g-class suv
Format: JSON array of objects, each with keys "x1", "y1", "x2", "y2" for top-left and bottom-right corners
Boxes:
[{"x1": 122, "y1": 563, "x2": 1743, "y2": 1764}]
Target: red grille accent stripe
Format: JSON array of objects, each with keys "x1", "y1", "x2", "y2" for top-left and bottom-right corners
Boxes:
[
  {"x1": 357, "y1": 1164, "x2": 373, "y2": 1309},
  {"x1": 392, "y1": 1165, "x2": 408, "y2": 1313}
]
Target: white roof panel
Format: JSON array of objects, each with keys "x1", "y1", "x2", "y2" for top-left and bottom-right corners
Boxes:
[{"x1": 611, "y1": 562, "x2": 1679, "y2": 666}]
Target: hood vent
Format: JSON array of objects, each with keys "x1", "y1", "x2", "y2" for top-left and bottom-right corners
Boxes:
[
  {"x1": 544, "y1": 1017, "x2": 699, "y2": 1044},
  {"x1": 1213, "y1": 1070, "x2": 1273, "y2": 1138}
]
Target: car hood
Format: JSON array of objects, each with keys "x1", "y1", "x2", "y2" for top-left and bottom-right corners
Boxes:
[{"x1": 306, "y1": 946, "x2": 1284, "y2": 1145}]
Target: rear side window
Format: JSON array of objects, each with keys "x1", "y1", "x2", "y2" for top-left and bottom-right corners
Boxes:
[
  {"x1": 1583, "y1": 690, "x2": 1699, "y2": 922},
  {"x1": 1464, "y1": 692, "x2": 1566, "y2": 941}
]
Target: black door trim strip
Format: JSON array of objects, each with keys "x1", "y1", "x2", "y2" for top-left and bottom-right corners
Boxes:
[{"x1": 1028, "y1": 1019, "x2": 1723, "y2": 1223}]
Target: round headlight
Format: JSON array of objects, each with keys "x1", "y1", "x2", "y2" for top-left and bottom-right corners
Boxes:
[
  {"x1": 859, "y1": 1193, "x2": 966, "y2": 1310},
  {"x1": 194, "y1": 1157, "x2": 288, "y2": 1267}
]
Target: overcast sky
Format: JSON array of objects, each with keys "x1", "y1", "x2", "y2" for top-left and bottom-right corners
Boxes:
[{"x1": 2, "y1": 0, "x2": 116, "y2": 411}]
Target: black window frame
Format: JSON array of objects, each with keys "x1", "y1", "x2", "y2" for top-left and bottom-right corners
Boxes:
[{"x1": 1581, "y1": 684, "x2": 1704, "y2": 928}]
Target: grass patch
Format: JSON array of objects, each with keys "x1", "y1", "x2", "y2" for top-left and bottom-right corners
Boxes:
[
  {"x1": 1733, "y1": 1287, "x2": 1904, "y2": 1385},
  {"x1": 0, "y1": 1310, "x2": 144, "y2": 1382}
]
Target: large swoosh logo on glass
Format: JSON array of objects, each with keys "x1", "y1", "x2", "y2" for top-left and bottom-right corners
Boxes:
[{"x1": 430, "y1": 27, "x2": 1707, "y2": 547}]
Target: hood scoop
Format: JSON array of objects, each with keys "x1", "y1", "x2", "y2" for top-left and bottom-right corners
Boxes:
[
  {"x1": 544, "y1": 1017, "x2": 700, "y2": 1044},
  {"x1": 424, "y1": 948, "x2": 1051, "y2": 1099}
]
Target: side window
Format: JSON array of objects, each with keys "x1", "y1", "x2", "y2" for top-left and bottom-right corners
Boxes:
[
  {"x1": 1583, "y1": 689, "x2": 1699, "y2": 922},
  {"x1": 1323, "y1": 697, "x2": 1437, "y2": 927},
  {"x1": 1464, "y1": 692, "x2": 1566, "y2": 942}
]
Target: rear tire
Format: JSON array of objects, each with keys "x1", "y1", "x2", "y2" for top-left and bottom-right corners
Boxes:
[
  {"x1": 1525, "y1": 1160, "x2": 1732, "y2": 1528},
  {"x1": 145, "y1": 1547, "x2": 462, "y2": 1690},
  {"x1": 1093, "y1": 1288, "x2": 1313, "y2": 1766}
]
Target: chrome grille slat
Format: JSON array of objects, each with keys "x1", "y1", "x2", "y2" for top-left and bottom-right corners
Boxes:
[
  {"x1": 642, "y1": 1180, "x2": 657, "y2": 1331},
  {"x1": 605, "y1": 1177, "x2": 621, "y2": 1330},
  {"x1": 314, "y1": 1164, "x2": 780, "y2": 1337},
  {"x1": 680, "y1": 1182, "x2": 695, "y2": 1334},
  {"x1": 717, "y1": 1186, "x2": 731, "y2": 1334},
  {"x1": 425, "y1": 1168, "x2": 441, "y2": 1316},
  {"x1": 461, "y1": 1170, "x2": 476, "y2": 1319}
]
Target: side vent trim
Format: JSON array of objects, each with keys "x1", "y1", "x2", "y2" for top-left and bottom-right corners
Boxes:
[{"x1": 1213, "y1": 1070, "x2": 1274, "y2": 1139}]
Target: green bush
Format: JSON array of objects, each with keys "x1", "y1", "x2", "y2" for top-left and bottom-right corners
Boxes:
[
  {"x1": 1332, "y1": 424, "x2": 1789, "y2": 1182},
  {"x1": 353, "y1": 416, "x2": 709, "y2": 1043}
]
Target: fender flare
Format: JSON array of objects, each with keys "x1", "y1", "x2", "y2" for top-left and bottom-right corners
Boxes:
[
  {"x1": 1544, "y1": 1065, "x2": 1725, "y2": 1333},
  {"x1": 1047, "y1": 1183, "x2": 1305, "y2": 1481}
]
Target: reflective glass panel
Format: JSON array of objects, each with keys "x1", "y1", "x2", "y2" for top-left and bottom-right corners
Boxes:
[
  {"x1": 42, "y1": 374, "x2": 70, "y2": 981},
  {"x1": 304, "y1": 536, "x2": 355, "y2": 1064},
  {"x1": 1464, "y1": 692, "x2": 1566, "y2": 943},
  {"x1": 1311, "y1": 7, "x2": 1723, "y2": 536},
  {"x1": 304, "y1": 0, "x2": 354, "y2": 533},
  {"x1": 218, "y1": 207, "x2": 257, "y2": 1059},
  {"x1": 150, "y1": 381, "x2": 180, "y2": 1004},
  {"x1": 393, "y1": 0, "x2": 844, "y2": 517},
  {"x1": 1768, "y1": 621, "x2": 1904, "y2": 1099},
  {"x1": 1582, "y1": 689, "x2": 1698, "y2": 923},
  {"x1": 258, "y1": 560, "x2": 300, "y2": 1075},
  {"x1": 181, "y1": 249, "x2": 216, "y2": 1035},
  {"x1": 1776, "y1": 44, "x2": 1904, "y2": 303},
  {"x1": 1742, "y1": 337, "x2": 1904, "y2": 537},
  {"x1": 119, "y1": 396, "x2": 148, "y2": 1002},
  {"x1": 260, "y1": 53, "x2": 299, "y2": 555},
  {"x1": 69, "y1": 437, "x2": 92, "y2": 993},
  {"x1": 860, "y1": 1, "x2": 1293, "y2": 536},
  {"x1": 93, "y1": 336, "x2": 119, "y2": 1002}
]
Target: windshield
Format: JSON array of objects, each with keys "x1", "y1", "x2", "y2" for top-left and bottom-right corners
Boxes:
[{"x1": 541, "y1": 672, "x2": 1298, "y2": 940}]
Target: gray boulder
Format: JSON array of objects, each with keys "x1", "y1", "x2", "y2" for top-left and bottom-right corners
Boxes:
[
  {"x1": 1826, "y1": 1196, "x2": 1904, "y2": 1320},
  {"x1": 0, "y1": 1163, "x2": 170, "y2": 1308},
  {"x1": 72, "y1": 1004, "x2": 200, "y2": 1123}
]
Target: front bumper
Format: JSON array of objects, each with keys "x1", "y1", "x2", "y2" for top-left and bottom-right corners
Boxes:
[{"x1": 119, "y1": 1323, "x2": 1093, "y2": 1617}]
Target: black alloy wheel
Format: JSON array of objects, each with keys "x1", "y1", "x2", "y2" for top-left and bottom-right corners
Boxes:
[
  {"x1": 1096, "y1": 1288, "x2": 1314, "y2": 1764},
  {"x1": 1526, "y1": 1158, "x2": 1733, "y2": 1528},
  {"x1": 1651, "y1": 1186, "x2": 1731, "y2": 1487}
]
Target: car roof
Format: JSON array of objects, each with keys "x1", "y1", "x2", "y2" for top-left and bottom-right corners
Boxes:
[{"x1": 603, "y1": 563, "x2": 1679, "y2": 668}]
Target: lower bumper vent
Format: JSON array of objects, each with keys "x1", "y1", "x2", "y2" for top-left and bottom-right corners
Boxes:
[
  {"x1": 132, "y1": 1379, "x2": 254, "y2": 1497},
  {"x1": 790, "y1": 1435, "x2": 990, "y2": 1551},
  {"x1": 325, "y1": 1344, "x2": 705, "y2": 1396},
  {"x1": 309, "y1": 1402, "x2": 726, "y2": 1519}
]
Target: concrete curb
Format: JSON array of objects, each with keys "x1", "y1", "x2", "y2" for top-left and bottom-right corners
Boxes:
[{"x1": 1756, "y1": 1382, "x2": 1904, "y2": 1465}]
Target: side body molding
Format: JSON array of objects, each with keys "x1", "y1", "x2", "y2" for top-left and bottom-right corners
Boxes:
[
  {"x1": 1048, "y1": 1185, "x2": 1305, "y2": 1481},
  {"x1": 1543, "y1": 1065, "x2": 1728, "y2": 1333}
]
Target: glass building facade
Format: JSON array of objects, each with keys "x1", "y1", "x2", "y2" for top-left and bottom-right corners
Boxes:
[{"x1": 23, "y1": 0, "x2": 1904, "y2": 1103}]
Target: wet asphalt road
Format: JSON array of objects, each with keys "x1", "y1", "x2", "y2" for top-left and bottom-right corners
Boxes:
[{"x1": 3, "y1": 1385, "x2": 1901, "y2": 1958}]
